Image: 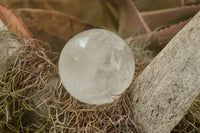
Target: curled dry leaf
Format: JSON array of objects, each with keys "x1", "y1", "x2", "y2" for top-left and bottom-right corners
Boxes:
[
  {"x1": 128, "y1": 19, "x2": 190, "y2": 54},
  {"x1": 15, "y1": 8, "x2": 96, "y2": 62},
  {"x1": 0, "y1": 3, "x2": 38, "y2": 46},
  {"x1": 102, "y1": 0, "x2": 150, "y2": 38},
  {"x1": 141, "y1": 5, "x2": 200, "y2": 30},
  {"x1": 2, "y1": 0, "x2": 151, "y2": 38},
  {"x1": 185, "y1": 0, "x2": 200, "y2": 5},
  {"x1": 147, "y1": 19, "x2": 190, "y2": 53},
  {"x1": 1, "y1": 0, "x2": 116, "y2": 30},
  {"x1": 133, "y1": 0, "x2": 183, "y2": 11},
  {"x1": 15, "y1": 9, "x2": 96, "y2": 42},
  {"x1": 45, "y1": 0, "x2": 116, "y2": 30}
]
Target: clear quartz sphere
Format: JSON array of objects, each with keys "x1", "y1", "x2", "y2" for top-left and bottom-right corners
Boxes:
[{"x1": 59, "y1": 29, "x2": 135, "y2": 105}]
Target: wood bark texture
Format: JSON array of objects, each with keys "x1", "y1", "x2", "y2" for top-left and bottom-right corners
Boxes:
[{"x1": 130, "y1": 11, "x2": 200, "y2": 133}]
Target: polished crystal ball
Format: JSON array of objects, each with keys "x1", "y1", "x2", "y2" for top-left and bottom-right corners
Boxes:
[{"x1": 59, "y1": 29, "x2": 135, "y2": 104}]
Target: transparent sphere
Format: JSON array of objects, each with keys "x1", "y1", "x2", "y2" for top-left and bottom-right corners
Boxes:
[{"x1": 59, "y1": 29, "x2": 135, "y2": 105}]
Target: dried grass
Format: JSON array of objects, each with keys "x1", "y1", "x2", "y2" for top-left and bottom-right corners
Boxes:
[
  {"x1": 0, "y1": 31, "x2": 144, "y2": 133},
  {"x1": 0, "y1": 30, "x2": 199, "y2": 133}
]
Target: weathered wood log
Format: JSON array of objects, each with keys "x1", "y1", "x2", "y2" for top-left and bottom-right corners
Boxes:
[{"x1": 130, "y1": 11, "x2": 200, "y2": 133}]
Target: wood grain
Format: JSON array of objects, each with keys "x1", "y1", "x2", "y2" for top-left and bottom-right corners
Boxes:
[{"x1": 130, "y1": 11, "x2": 200, "y2": 133}]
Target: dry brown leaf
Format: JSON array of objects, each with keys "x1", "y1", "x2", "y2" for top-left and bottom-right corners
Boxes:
[
  {"x1": 15, "y1": 8, "x2": 96, "y2": 62},
  {"x1": 1, "y1": 0, "x2": 151, "y2": 39},
  {"x1": 0, "y1": 3, "x2": 38, "y2": 45},
  {"x1": 128, "y1": 19, "x2": 190, "y2": 54},
  {"x1": 102, "y1": 0, "x2": 150, "y2": 38},
  {"x1": 1, "y1": 0, "x2": 116, "y2": 30},
  {"x1": 141, "y1": 5, "x2": 200, "y2": 30},
  {"x1": 185, "y1": 0, "x2": 200, "y2": 5},
  {"x1": 133, "y1": 0, "x2": 183, "y2": 11}
]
